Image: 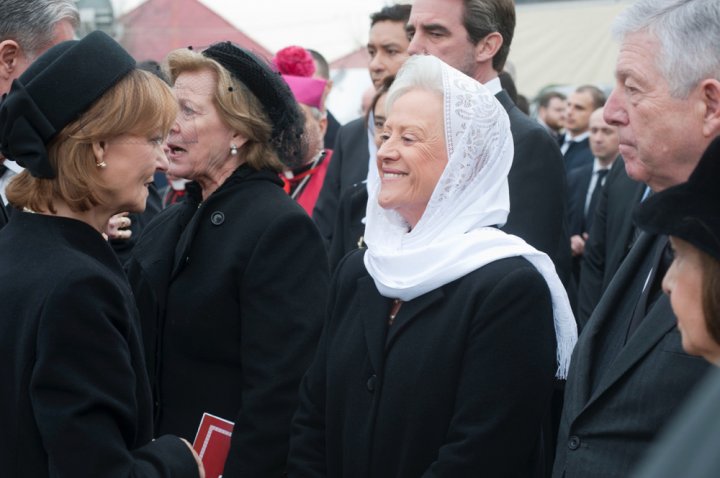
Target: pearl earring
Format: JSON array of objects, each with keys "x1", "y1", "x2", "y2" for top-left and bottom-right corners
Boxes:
[{"x1": 230, "y1": 144, "x2": 238, "y2": 155}]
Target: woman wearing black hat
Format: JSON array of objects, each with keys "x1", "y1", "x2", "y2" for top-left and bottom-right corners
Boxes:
[
  {"x1": 635, "y1": 136, "x2": 720, "y2": 365},
  {"x1": 0, "y1": 32, "x2": 203, "y2": 477},
  {"x1": 125, "y1": 43, "x2": 329, "y2": 476}
]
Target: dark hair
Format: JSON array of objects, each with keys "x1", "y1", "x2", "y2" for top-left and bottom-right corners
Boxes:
[
  {"x1": 462, "y1": 0, "x2": 515, "y2": 72},
  {"x1": 576, "y1": 84, "x2": 606, "y2": 110},
  {"x1": 306, "y1": 48, "x2": 330, "y2": 80},
  {"x1": 365, "y1": 75, "x2": 395, "y2": 130},
  {"x1": 498, "y1": 70, "x2": 517, "y2": 104},
  {"x1": 701, "y1": 251, "x2": 720, "y2": 345},
  {"x1": 537, "y1": 90, "x2": 566, "y2": 108},
  {"x1": 370, "y1": 4, "x2": 412, "y2": 27},
  {"x1": 516, "y1": 94, "x2": 530, "y2": 116}
]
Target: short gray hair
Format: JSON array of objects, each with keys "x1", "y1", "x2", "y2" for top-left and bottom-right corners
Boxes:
[
  {"x1": 612, "y1": 0, "x2": 720, "y2": 98},
  {"x1": 385, "y1": 55, "x2": 444, "y2": 115},
  {"x1": 0, "y1": 0, "x2": 79, "y2": 60}
]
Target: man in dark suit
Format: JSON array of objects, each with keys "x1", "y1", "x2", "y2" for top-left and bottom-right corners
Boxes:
[
  {"x1": 560, "y1": 86, "x2": 606, "y2": 173},
  {"x1": 566, "y1": 107, "x2": 619, "y2": 307},
  {"x1": 575, "y1": 158, "x2": 645, "y2": 326},
  {"x1": 552, "y1": 1, "x2": 720, "y2": 476},
  {"x1": 406, "y1": 0, "x2": 569, "y2": 281},
  {"x1": 312, "y1": 4, "x2": 411, "y2": 244}
]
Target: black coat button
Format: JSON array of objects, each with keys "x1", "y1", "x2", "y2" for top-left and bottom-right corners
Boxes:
[
  {"x1": 568, "y1": 435, "x2": 581, "y2": 450},
  {"x1": 210, "y1": 211, "x2": 225, "y2": 225},
  {"x1": 366, "y1": 374, "x2": 377, "y2": 392}
]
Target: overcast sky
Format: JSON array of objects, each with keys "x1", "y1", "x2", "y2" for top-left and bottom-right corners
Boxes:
[{"x1": 111, "y1": 0, "x2": 391, "y2": 61}]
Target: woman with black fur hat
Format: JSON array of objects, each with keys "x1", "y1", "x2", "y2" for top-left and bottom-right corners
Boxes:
[
  {"x1": 125, "y1": 42, "x2": 329, "y2": 476},
  {"x1": 634, "y1": 135, "x2": 720, "y2": 364},
  {"x1": 0, "y1": 31, "x2": 203, "y2": 477}
]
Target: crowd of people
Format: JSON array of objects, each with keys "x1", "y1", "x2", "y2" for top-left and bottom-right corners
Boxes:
[{"x1": 0, "y1": 0, "x2": 719, "y2": 477}]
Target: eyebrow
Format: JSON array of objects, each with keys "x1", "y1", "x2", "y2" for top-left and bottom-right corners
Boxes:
[{"x1": 420, "y1": 22, "x2": 451, "y2": 36}]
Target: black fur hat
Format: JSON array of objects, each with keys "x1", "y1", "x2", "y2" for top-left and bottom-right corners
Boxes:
[
  {"x1": 202, "y1": 41, "x2": 306, "y2": 168},
  {"x1": 635, "y1": 135, "x2": 720, "y2": 261},
  {"x1": 0, "y1": 31, "x2": 135, "y2": 179}
]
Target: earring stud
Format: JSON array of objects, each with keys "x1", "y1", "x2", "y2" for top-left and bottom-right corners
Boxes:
[
  {"x1": 96, "y1": 161, "x2": 107, "y2": 168},
  {"x1": 230, "y1": 144, "x2": 238, "y2": 155}
]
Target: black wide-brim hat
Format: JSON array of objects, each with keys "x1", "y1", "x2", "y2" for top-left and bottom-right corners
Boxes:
[
  {"x1": 0, "y1": 30, "x2": 135, "y2": 178},
  {"x1": 201, "y1": 41, "x2": 306, "y2": 167},
  {"x1": 634, "y1": 135, "x2": 720, "y2": 262}
]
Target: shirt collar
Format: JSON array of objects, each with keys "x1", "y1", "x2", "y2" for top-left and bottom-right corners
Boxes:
[{"x1": 483, "y1": 76, "x2": 502, "y2": 96}]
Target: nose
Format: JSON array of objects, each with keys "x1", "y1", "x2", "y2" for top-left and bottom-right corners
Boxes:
[
  {"x1": 604, "y1": 89, "x2": 628, "y2": 126},
  {"x1": 407, "y1": 32, "x2": 423, "y2": 56},
  {"x1": 369, "y1": 53, "x2": 383, "y2": 73},
  {"x1": 156, "y1": 146, "x2": 169, "y2": 172}
]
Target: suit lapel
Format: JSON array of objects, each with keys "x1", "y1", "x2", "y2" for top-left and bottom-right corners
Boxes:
[
  {"x1": 586, "y1": 295, "x2": 675, "y2": 407},
  {"x1": 385, "y1": 288, "x2": 445, "y2": 351},
  {"x1": 570, "y1": 232, "x2": 656, "y2": 410},
  {"x1": 354, "y1": 276, "x2": 390, "y2": 373}
]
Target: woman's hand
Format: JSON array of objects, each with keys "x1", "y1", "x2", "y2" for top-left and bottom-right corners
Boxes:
[
  {"x1": 180, "y1": 438, "x2": 206, "y2": 478},
  {"x1": 104, "y1": 212, "x2": 132, "y2": 241}
]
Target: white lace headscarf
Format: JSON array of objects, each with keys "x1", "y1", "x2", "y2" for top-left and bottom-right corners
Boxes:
[{"x1": 363, "y1": 55, "x2": 576, "y2": 378}]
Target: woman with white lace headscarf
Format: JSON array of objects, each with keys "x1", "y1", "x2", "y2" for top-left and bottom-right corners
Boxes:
[{"x1": 287, "y1": 55, "x2": 577, "y2": 478}]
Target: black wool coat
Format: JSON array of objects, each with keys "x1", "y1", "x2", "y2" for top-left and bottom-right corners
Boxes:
[
  {"x1": 288, "y1": 250, "x2": 557, "y2": 478},
  {"x1": 126, "y1": 164, "x2": 329, "y2": 477},
  {"x1": 0, "y1": 212, "x2": 197, "y2": 477}
]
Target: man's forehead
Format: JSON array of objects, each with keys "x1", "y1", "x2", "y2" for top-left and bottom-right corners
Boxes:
[{"x1": 409, "y1": 0, "x2": 462, "y2": 25}]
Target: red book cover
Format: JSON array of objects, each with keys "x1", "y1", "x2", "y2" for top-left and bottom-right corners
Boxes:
[{"x1": 192, "y1": 413, "x2": 235, "y2": 478}]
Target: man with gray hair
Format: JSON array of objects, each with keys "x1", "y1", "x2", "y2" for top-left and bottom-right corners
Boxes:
[
  {"x1": 553, "y1": 1, "x2": 719, "y2": 476},
  {"x1": 0, "y1": 0, "x2": 79, "y2": 224}
]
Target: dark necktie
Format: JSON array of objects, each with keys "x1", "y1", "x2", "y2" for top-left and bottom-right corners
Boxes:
[
  {"x1": 585, "y1": 169, "x2": 609, "y2": 232},
  {"x1": 626, "y1": 236, "x2": 673, "y2": 340}
]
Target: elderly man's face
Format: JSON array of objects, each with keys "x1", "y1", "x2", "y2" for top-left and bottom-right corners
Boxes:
[{"x1": 604, "y1": 31, "x2": 706, "y2": 192}]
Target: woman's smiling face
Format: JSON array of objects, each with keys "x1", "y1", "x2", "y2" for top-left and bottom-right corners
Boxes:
[{"x1": 376, "y1": 88, "x2": 447, "y2": 228}]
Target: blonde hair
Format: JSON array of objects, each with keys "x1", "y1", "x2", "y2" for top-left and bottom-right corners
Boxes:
[
  {"x1": 165, "y1": 48, "x2": 282, "y2": 172},
  {"x1": 7, "y1": 69, "x2": 177, "y2": 213}
]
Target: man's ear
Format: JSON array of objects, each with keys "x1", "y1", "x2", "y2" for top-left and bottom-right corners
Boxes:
[
  {"x1": 474, "y1": 32, "x2": 503, "y2": 65},
  {"x1": 0, "y1": 39, "x2": 22, "y2": 80},
  {"x1": 700, "y1": 79, "x2": 720, "y2": 138}
]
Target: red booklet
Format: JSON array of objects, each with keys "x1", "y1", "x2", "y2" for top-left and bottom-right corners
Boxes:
[{"x1": 192, "y1": 413, "x2": 235, "y2": 478}]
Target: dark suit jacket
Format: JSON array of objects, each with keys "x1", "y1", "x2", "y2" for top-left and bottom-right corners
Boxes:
[
  {"x1": 324, "y1": 110, "x2": 341, "y2": 150},
  {"x1": 495, "y1": 90, "x2": 570, "y2": 283},
  {"x1": 562, "y1": 137, "x2": 594, "y2": 173},
  {"x1": 126, "y1": 164, "x2": 329, "y2": 477},
  {"x1": 0, "y1": 201, "x2": 7, "y2": 229},
  {"x1": 631, "y1": 368, "x2": 720, "y2": 478},
  {"x1": 576, "y1": 158, "x2": 646, "y2": 326},
  {"x1": 288, "y1": 250, "x2": 557, "y2": 478},
  {"x1": 328, "y1": 181, "x2": 367, "y2": 271},
  {"x1": 566, "y1": 163, "x2": 594, "y2": 237},
  {"x1": 0, "y1": 212, "x2": 197, "y2": 477},
  {"x1": 553, "y1": 232, "x2": 710, "y2": 478},
  {"x1": 312, "y1": 117, "x2": 369, "y2": 244}
]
